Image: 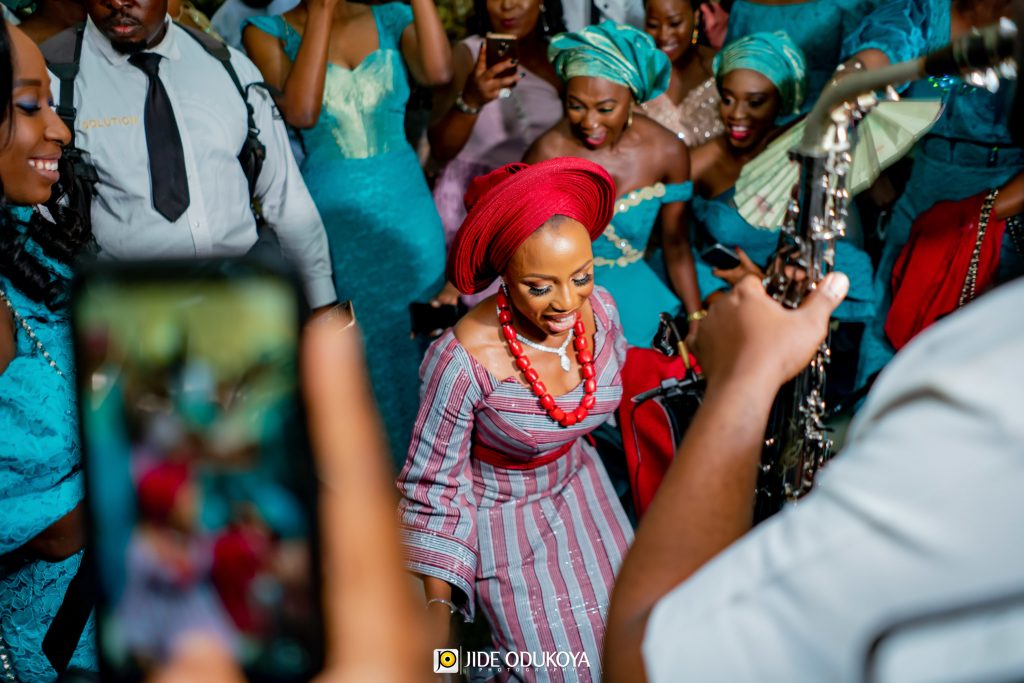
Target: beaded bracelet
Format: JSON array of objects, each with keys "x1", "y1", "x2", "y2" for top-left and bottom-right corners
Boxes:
[{"x1": 453, "y1": 94, "x2": 481, "y2": 116}]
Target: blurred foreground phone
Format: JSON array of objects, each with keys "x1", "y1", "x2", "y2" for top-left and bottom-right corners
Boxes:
[
  {"x1": 72, "y1": 258, "x2": 324, "y2": 683},
  {"x1": 700, "y1": 243, "x2": 742, "y2": 271},
  {"x1": 485, "y1": 32, "x2": 518, "y2": 78}
]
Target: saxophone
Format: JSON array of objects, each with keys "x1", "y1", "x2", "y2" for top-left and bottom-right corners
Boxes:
[
  {"x1": 754, "y1": 105, "x2": 858, "y2": 522},
  {"x1": 753, "y1": 18, "x2": 1019, "y2": 522}
]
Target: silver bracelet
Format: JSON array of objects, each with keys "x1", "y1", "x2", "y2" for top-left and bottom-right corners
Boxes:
[
  {"x1": 427, "y1": 597, "x2": 458, "y2": 615},
  {"x1": 453, "y1": 94, "x2": 481, "y2": 115}
]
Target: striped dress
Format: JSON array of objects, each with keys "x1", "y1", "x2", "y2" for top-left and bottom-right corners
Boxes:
[{"x1": 398, "y1": 288, "x2": 633, "y2": 682}]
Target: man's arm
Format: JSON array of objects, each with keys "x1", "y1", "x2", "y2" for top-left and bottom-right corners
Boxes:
[
  {"x1": 234, "y1": 49, "x2": 337, "y2": 309},
  {"x1": 604, "y1": 273, "x2": 849, "y2": 683}
]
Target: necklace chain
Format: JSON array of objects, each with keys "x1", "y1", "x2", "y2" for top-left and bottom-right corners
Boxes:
[
  {"x1": 516, "y1": 328, "x2": 574, "y2": 372},
  {"x1": 0, "y1": 288, "x2": 64, "y2": 377}
]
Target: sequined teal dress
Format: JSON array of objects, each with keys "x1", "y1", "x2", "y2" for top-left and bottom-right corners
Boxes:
[
  {"x1": 593, "y1": 182, "x2": 692, "y2": 347},
  {"x1": 857, "y1": 0, "x2": 1024, "y2": 384},
  {"x1": 691, "y1": 189, "x2": 875, "y2": 322},
  {"x1": 246, "y1": 7, "x2": 447, "y2": 463},
  {"x1": 0, "y1": 209, "x2": 96, "y2": 681},
  {"x1": 725, "y1": 0, "x2": 922, "y2": 113}
]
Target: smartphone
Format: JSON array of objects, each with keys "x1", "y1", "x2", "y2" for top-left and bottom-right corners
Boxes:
[
  {"x1": 700, "y1": 243, "x2": 742, "y2": 270},
  {"x1": 72, "y1": 258, "x2": 324, "y2": 683},
  {"x1": 409, "y1": 301, "x2": 463, "y2": 337},
  {"x1": 485, "y1": 32, "x2": 518, "y2": 78}
]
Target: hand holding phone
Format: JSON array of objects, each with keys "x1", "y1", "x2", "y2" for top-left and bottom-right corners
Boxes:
[
  {"x1": 700, "y1": 243, "x2": 743, "y2": 271},
  {"x1": 155, "y1": 295, "x2": 431, "y2": 683},
  {"x1": 74, "y1": 259, "x2": 325, "y2": 683},
  {"x1": 460, "y1": 35, "x2": 521, "y2": 110}
]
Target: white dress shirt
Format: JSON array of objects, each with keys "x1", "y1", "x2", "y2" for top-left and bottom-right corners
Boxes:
[
  {"x1": 561, "y1": 0, "x2": 645, "y2": 33},
  {"x1": 60, "y1": 17, "x2": 335, "y2": 307},
  {"x1": 643, "y1": 278, "x2": 1024, "y2": 682}
]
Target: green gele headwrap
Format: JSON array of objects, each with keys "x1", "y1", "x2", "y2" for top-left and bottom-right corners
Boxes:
[
  {"x1": 548, "y1": 20, "x2": 671, "y2": 104},
  {"x1": 714, "y1": 31, "x2": 807, "y2": 121}
]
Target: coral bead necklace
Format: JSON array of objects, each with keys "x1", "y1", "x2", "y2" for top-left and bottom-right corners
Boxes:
[{"x1": 496, "y1": 288, "x2": 597, "y2": 428}]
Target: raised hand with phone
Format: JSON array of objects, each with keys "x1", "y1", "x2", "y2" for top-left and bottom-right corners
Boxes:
[
  {"x1": 459, "y1": 34, "x2": 522, "y2": 111},
  {"x1": 426, "y1": 0, "x2": 565, "y2": 309}
]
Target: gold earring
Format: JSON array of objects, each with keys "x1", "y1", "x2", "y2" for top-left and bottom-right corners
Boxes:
[
  {"x1": 691, "y1": 26, "x2": 699, "y2": 45},
  {"x1": 626, "y1": 111, "x2": 634, "y2": 129}
]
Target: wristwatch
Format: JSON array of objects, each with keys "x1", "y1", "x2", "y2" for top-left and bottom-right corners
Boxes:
[
  {"x1": 686, "y1": 309, "x2": 708, "y2": 323},
  {"x1": 454, "y1": 94, "x2": 481, "y2": 115}
]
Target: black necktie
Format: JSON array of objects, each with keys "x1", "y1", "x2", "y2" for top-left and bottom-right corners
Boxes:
[{"x1": 128, "y1": 52, "x2": 190, "y2": 222}]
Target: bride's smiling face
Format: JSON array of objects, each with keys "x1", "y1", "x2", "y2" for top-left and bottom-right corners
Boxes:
[
  {"x1": 503, "y1": 216, "x2": 595, "y2": 340},
  {"x1": 0, "y1": 26, "x2": 70, "y2": 205}
]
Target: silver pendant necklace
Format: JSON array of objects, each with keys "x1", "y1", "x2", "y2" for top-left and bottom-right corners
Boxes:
[{"x1": 516, "y1": 329, "x2": 575, "y2": 372}]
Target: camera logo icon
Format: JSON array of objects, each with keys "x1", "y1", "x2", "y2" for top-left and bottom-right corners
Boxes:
[{"x1": 434, "y1": 649, "x2": 460, "y2": 673}]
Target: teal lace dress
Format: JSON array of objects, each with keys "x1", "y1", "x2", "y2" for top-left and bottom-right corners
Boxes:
[
  {"x1": 0, "y1": 210, "x2": 96, "y2": 682},
  {"x1": 725, "y1": 0, "x2": 922, "y2": 114},
  {"x1": 245, "y1": 7, "x2": 447, "y2": 463},
  {"x1": 857, "y1": 0, "x2": 1024, "y2": 384},
  {"x1": 691, "y1": 189, "x2": 875, "y2": 322},
  {"x1": 593, "y1": 182, "x2": 692, "y2": 347}
]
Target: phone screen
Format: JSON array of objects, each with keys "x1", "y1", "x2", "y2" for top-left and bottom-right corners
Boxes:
[{"x1": 72, "y1": 261, "x2": 323, "y2": 682}]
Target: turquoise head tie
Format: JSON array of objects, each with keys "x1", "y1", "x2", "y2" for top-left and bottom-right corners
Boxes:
[
  {"x1": 713, "y1": 31, "x2": 808, "y2": 122},
  {"x1": 548, "y1": 20, "x2": 671, "y2": 104}
]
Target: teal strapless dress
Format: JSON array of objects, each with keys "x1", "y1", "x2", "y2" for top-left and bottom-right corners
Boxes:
[
  {"x1": 725, "y1": 0, "x2": 924, "y2": 114},
  {"x1": 593, "y1": 182, "x2": 692, "y2": 346},
  {"x1": 691, "y1": 188, "x2": 875, "y2": 322},
  {"x1": 857, "y1": 0, "x2": 1024, "y2": 385},
  {"x1": 0, "y1": 209, "x2": 96, "y2": 681},
  {"x1": 246, "y1": 8, "x2": 447, "y2": 464}
]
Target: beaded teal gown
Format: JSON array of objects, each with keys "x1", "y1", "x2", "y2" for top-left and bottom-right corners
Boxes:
[
  {"x1": 725, "y1": 0, "x2": 922, "y2": 114},
  {"x1": 593, "y1": 182, "x2": 692, "y2": 347},
  {"x1": 0, "y1": 209, "x2": 96, "y2": 681},
  {"x1": 857, "y1": 0, "x2": 1024, "y2": 385},
  {"x1": 246, "y1": 7, "x2": 447, "y2": 464}
]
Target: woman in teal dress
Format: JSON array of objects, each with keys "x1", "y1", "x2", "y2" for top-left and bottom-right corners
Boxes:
[
  {"x1": 526, "y1": 21, "x2": 702, "y2": 347},
  {"x1": 0, "y1": 22, "x2": 96, "y2": 681},
  {"x1": 858, "y1": 0, "x2": 1024, "y2": 384},
  {"x1": 689, "y1": 32, "x2": 874, "y2": 321},
  {"x1": 725, "y1": 0, "x2": 923, "y2": 113},
  {"x1": 243, "y1": 0, "x2": 451, "y2": 463}
]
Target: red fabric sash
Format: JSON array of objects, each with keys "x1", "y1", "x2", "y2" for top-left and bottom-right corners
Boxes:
[
  {"x1": 885, "y1": 192, "x2": 1007, "y2": 351},
  {"x1": 471, "y1": 436, "x2": 593, "y2": 470}
]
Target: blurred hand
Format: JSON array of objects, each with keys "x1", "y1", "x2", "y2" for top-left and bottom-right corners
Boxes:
[
  {"x1": 152, "y1": 316, "x2": 429, "y2": 683},
  {"x1": 711, "y1": 247, "x2": 765, "y2": 285},
  {"x1": 430, "y1": 281, "x2": 460, "y2": 308},
  {"x1": 460, "y1": 47, "x2": 521, "y2": 110},
  {"x1": 148, "y1": 637, "x2": 244, "y2": 683},
  {"x1": 692, "y1": 273, "x2": 848, "y2": 391},
  {"x1": 699, "y1": 2, "x2": 729, "y2": 50},
  {"x1": 994, "y1": 171, "x2": 1024, "y2": 220}
]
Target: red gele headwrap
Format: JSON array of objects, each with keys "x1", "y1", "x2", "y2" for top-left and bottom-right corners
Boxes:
[
  {"x1": 137, "y1": 461, "x2": 191, "y2": 525},
  {"x1": 447, "y1": 157, "x2": 616, "y2": 294}
]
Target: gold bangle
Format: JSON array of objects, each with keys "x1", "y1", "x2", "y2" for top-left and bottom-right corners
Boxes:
[{"x1": 686, "y1": 310, "x2": 708, "y2": 323}]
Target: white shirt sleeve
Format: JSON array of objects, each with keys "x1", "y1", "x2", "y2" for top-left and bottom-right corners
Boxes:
[
  {"x1": 228, "y1": 48, "x2": 337, "y2": 308},
  {"x1": 642, "y1": 280, "x2": 1024, "y2": 682}
]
